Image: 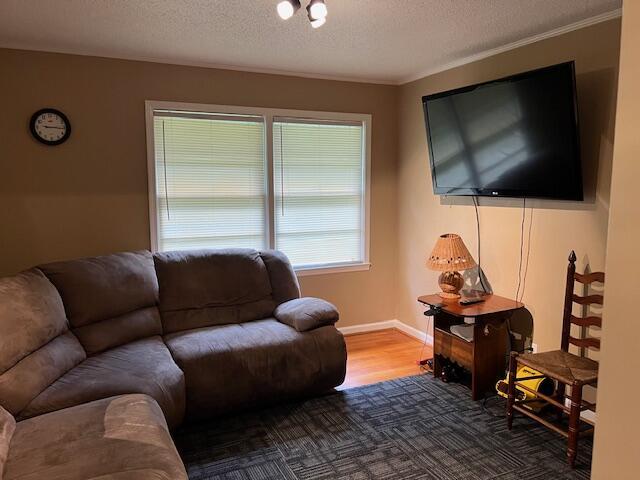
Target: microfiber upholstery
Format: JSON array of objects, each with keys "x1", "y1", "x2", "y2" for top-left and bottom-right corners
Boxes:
[
  {"x1": 18, "y1": 337, "x2": 185, "y2": 429},
  {"x1": 0, "y1": 247, "x2": 345, "y2": 478},
  {"x1": 4, "y1": 395, "x2": 188, "y2": 480},
  {"x1": 274, "y1": 297, "x2": 339, "y2": 332},
  {"x1": 156, "y1": 249, "x2": 345, "y2": 418},
  {"x1": 164, "y1": 318, "x2": 347, "y2": 418},
  {"x1": 154, "y1": 249, "x2": 279, "y2": 333},
  {"x1": 0, "y1": 406, "x2": 16, "y2": 480},
  {"x1": 0, "y1": 249, "x2": 346, "y2": 480},
  {"x1": 259, "y1": 249, "x2": 301, "y2": 304},
  {"x1": 39, "y1": 251, "x2": 162, "y2": 355},
  {"x1": 0, "y1": 269, "x2": 85, "y2": 416}
]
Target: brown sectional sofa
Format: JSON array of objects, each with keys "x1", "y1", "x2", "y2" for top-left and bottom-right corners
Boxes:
[
  {"x1": 1, "y1": 395, "x2": 186, "y2": 480},
  {"x1": 0, "y1": 248, "x2": 346, "y2": 479}
]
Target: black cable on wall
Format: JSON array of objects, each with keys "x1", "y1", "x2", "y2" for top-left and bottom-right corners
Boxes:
[{"x1": 472, "y1": 195, "x2": 488, "y2": 293}]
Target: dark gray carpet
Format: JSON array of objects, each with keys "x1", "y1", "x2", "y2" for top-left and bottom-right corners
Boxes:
[{"x1": 175, "y1": 375, "x2": 592, "y2": 479}]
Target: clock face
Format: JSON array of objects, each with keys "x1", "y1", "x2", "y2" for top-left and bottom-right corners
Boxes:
[{"x1": 30, "y1": 109, "x2": 71, "y2": 145}]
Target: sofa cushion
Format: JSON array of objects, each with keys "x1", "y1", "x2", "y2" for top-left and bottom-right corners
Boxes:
[
  {"x1": 39, "y1": 251, "x2": 162, "y2": 354},
  {"x1": 0, "y1": 332, "x2": 85, "y2": 416},
  {"x1": 0, "y1": 269, "x2": 71, "y2": 374},
  {"x1": 259, "y1": 250, "x2": 300, "y2": 304},
  {"x1": 0, "y1": 269, "x2": 85, "y2": 416},
  {"x1": 4, "y1": 394, "x2": 187, "y2": 480},
  {"x1": 72, "y1": 307, "x2": 162, "y2": 356},
  {"x1": 164, "y1": 318, "x2": 346, "y2": 418},
  {"x1": 19, "y1": 337, "x2": 185, "y2": 429},
  {"x1": 274, "y1": 297, "x2": 339, "y2": 332},
  {"x1": 0, "y1": 406, "x2": 16, "y2": 480},
  {"x1": 154, "y1": 249, "x2": 277, "y2": 333}
]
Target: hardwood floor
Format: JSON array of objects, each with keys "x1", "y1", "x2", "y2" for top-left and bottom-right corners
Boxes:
[{"x1": 337, "y1": 328, "x2": 433, "y2": 390}]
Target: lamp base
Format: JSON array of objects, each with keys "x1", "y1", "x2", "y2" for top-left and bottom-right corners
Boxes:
[
  {"x1": 438, "y1": 271, "x2": 464, "y2": 299},
  {"x1": 437, "y1": 291, "x2": 462, "y2": 299}
]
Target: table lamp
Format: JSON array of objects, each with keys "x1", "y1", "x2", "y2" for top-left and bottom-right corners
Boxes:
[{"x1": 427, "y1": 233, "x2": 476, "y2": 299}]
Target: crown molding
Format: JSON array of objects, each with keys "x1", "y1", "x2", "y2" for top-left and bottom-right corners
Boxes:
[{"x1": 399, "y1": 8, "x2": 622, "y2": 85}]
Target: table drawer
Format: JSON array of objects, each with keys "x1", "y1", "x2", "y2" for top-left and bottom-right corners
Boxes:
[{"x1": 435, "y1": 329, "x2": 473, "y2": 370}]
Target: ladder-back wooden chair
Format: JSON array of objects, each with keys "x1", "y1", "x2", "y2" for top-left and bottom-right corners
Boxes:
[{"x1": 506, "y1": 251, "x2": 603, "y2": 468}]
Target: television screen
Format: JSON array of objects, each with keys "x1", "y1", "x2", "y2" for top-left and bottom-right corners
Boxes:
[{"x1": 423, "y1": 62, "x2": 582, "y2": 200}]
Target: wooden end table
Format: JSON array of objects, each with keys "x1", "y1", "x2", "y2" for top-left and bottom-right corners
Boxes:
[{"x1": 418, "y1": 293, "x2": 524, "y2": 400}]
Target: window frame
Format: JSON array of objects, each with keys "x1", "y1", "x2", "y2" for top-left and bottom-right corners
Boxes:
[{"x1": 145, "y1": 100, "x2": 372, "y2": 276}]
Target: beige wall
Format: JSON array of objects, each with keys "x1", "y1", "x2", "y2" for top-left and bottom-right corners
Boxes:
[
  {"x1": 0, "y1": 48, "x2": 398, "y2": 328},
  {"x1": 592, "y1": 2, "x2": 640, "y2": 478},
  {"x1": 396, "y1": 20, "x2": 620, "y2": 355},
  {"x1": 0, "y1": 18, "x2": 623, "y2": 338}
]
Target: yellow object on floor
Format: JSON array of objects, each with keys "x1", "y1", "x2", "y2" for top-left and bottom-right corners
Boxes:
[{"x1": 496, "y1": 366, "x2": 554, "y2": 413}]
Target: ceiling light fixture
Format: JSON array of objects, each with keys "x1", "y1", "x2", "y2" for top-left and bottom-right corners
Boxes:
[
  {"x1": 276, "y1": 0, "x2": 327, "y2": 28},
  {"x1": 309, "y1": 16, "x2": 326, "y2": 29},
  {"x1": 308, "y1": 0, "x2": 327, "y2": 20},
  {"x1": 277, "y1": 0, "x2": 301, "y2": 20}
]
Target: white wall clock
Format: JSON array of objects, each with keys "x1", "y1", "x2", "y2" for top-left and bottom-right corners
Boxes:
[{"x1": 30, "y1": 108, "x2": 71, "y2": 145}]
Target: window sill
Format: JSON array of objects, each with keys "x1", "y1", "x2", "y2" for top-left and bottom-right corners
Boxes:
[{"x1": 295, "y1": 262, "x2": 371, "y2": 277}]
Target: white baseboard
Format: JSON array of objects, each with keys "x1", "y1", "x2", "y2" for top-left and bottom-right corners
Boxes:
[
  {"x1": 338, "y1": 319, "x2": 433, "y2": 344},
  {"x1": 337, "y1": 320, "x2": 397, "y2": 336},
  {"x1": 393, "y1": 320, "x2": 434, "y2": 344}
]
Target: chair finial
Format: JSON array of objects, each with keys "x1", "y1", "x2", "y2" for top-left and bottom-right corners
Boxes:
[{"x1": 568, "y1": 250, "x2": 577, "y2": 263}]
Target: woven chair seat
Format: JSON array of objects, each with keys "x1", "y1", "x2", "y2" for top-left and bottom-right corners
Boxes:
[{"x1": 518, "y1": 350, "x2": 599, "y2": 385}]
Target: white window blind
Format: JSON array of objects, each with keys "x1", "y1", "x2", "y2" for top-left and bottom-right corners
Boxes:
[
  {"x1": 148, "y1": 103, "x2": 370, "y2": 274},
  {"x1": 153, "y1": 112, "x2": 267, "y2": 251},
  {"x1": 273, "y1": 118, "x2": 365, "y2": 267}
]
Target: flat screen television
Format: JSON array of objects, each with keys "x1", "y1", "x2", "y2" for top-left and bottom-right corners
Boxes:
[{"x1": 423, "y1": 61, "x2": 582, "y2": 200}]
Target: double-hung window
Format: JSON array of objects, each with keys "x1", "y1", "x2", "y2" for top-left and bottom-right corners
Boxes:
[{"x1": 146, "y1": 101, "x2": 371, "y2": 275}]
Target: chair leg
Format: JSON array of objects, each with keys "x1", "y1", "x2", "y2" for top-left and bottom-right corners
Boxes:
[
  {"x1": 506, "y1": 352, "x2": 518, "y2": 430},
  {"x1": 567, "y1": 383, "x2": 583, "y2": 468},
  {"x1": 556, "y1": 382, "x2": 566, "y2": 422}
]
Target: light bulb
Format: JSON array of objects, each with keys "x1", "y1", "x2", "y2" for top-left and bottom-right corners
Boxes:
[
  {"x1": 309, "y1": 0, "x2": 327, "y2": 20},
  {"x1": 277, "y1": 0, "x2": 300, "y2": 20},
  {"x1": 310, "y1": 16, "x2": 326, "y2": 28}
]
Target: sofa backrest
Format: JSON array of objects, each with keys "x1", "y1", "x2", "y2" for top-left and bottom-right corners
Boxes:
[
  {"x1": 39, "y1": 251, "x2": 162, "y2": 355},
  {"x1": 0, "y1": 405, "x2": 15, "y2": 480},
  {"x1": 154, "y1": 248, "x2": 300, "y2": 334},
  {"x1": 259, "y1": 250, "x2": 302, "y2": 304},
  {"x1": 0, "y1": 269, "x2": 86, "y2": 416}
]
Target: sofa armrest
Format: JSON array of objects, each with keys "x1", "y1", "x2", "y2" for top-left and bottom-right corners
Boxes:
[{"x1": 274, "y1": 297, "x2": 339, "y2": 332}]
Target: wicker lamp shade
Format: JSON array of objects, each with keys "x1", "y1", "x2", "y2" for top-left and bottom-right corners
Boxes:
[
  {"x1": 427, "y1": 233, "x2": 476, "y2": 272},
  {"x1": 427, "y1": 234, "x2": 477, "y2": 299}
]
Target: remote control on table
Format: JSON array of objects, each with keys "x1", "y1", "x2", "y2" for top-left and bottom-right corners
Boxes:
[{"x1": 459, "y1": 297, "x2": 486, "y2": 306}]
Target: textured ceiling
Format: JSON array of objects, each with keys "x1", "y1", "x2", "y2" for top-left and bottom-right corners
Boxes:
[{"x1": 0, "y1": 0, "x2": 622, "y2": 84}]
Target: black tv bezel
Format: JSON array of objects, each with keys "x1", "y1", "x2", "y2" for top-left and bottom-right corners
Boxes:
[{"x1": 422, "y1": 61, "x2": 583, "y2": 201}]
